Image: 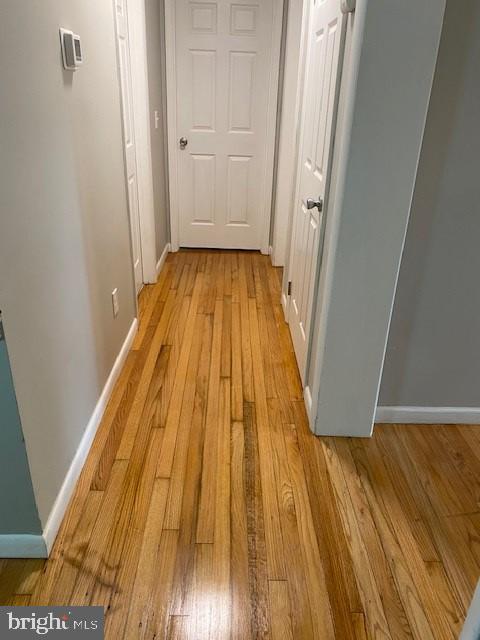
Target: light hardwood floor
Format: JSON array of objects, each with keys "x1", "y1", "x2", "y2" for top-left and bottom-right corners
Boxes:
[{"x1": 1, "y1": 250, "x2": 479, "y2": 638}]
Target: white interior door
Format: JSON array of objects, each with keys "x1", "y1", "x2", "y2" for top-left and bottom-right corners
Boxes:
[
  {"x1": 170, "y1": 0, "x2": 282, "y2": 250},
  {"x1": 114, "y1": 0, "x2": 143, "y2": 294},
  {"x1": 287, "y1": 0, "x2": 346, "y2": 380}
]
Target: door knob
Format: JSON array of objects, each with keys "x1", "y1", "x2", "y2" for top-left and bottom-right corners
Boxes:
[
  {"x1": 306, "y1": 197, "x2": 323, "y2": 212},
  {"x1": 179, "y1": 136, "x2": 188, "y2": 150}
]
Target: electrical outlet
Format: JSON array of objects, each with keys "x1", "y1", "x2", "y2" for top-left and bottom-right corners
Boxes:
[{"x1": 112, "y1": 288, "x2": 120, "y2": 318}]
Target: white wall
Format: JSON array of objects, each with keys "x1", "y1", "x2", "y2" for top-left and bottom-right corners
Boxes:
[
  {"x1": 0, "y1": 0, "x2": 137, "y2": 525},
  {"x1": 306, "y1": 0, "x2": 446, "y2": 436},
  {"x1": 379, "y1": 0, "x2": 480, "y2": 412}
]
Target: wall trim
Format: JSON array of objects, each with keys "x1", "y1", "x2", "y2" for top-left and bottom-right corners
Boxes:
[
  {"x1": 0, "y1": 535, "x2": 47, "y2": 559},
  {"x1": 375, "y1": 405, "x2": 480, "y2": 424},
  {"x1": 41, "y1": 318, "x2": 138, "y2": 554},
  {"x1": 304, "y1": 385, "x2": 313, "y2": 427},
  {"x1": 156, "y1": 243, "x2": 171, "y2": 277}
]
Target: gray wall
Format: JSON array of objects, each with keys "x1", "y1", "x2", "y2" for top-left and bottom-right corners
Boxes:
[
  {"x1": 0, "y1": 323, "x2": 41, "y2": 535},
  {"x1": 0, "y1": 0, "x2": 136, "y2": 525},
  {"x1": 380, "y1": 0, "x2": 480, "y2": 407},
  {"x1": 145, "y1": 0, "x2": 170, "y2": 259}
]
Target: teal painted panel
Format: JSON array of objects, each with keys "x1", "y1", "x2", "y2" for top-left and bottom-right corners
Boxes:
[
  {"x1": 0, "y1": 331, "x2": 42, "y2": 535},
  {"x1": 0, "y1": 534, "x2": 47, "y2": 558}
]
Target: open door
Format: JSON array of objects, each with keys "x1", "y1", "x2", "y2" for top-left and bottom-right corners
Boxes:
[
  {"x1": 286, "y1": 0, "x2": 347, "y2": 380},
  {"x1": 114, "y1": 0, "x2": 144, "y2": 295}
]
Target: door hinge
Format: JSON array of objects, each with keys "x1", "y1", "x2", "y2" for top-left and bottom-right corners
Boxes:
[
  {"x1": 287, "y1": 281, "x2": 292, "y2": 296},
  {"x1": 341, "y1": 0, "x2": 356, "y2": 13}
]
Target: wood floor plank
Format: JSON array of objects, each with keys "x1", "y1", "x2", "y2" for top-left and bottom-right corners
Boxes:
[
  {"x1": 238, "y1": 253, "x2": 254, "y2": 403},
  {"x1": 425, "y1": 561, "x2": 464, "y2": 638},
  {"x1": 352, "y1": 613, "x2": 368, "y2": 640},
  {"x1": 435, "y1": 426, "x2": 480, "y2": 510},
  {"x1": 0, "y1": 560, "x2": 44, "y2": 602},
  {"x1": 248, "y1": 297, "x2": 286, "y2": 580},
  {"x1": 167, "y1": 615, "x2": 189, "y2": 640},
  {"x1": 54, "y1": 459, "x2": 128, "y2": 605},
  {"x1": 196, "y1": 298, "x2": 223, "y2": 543},
  {"x1": 400, "y1": 427, "x2": 476, "y2": 516},
  {"x1": 326, "y1": 437, "x2": 410, "y2": 639},
  {"x1": 91, "y1": 350, "x2": 142, "y2": 489},
  {"x1": 267, "y1": 401, "x2": 315, "y2": 640},
  {"x1": 230, "y1": 421, "x2": 252, "y2": 640},
  {"x1": 3, "y1": 250, "x2": 476, "y2": 640},
  {"x1": 162, "y1": 313, "x2": 205, "y2": 526},
  {"x1": 168, "y1": 315, "x2": 212, "y2": 617},
  {"x1": 47, "y1": 490, "x2": 104, "y2": 605},
  {"x1": 157, "y1": 273, "x2": 204, "y2": 477},
  {"x1": 283, "y1": 425, "x2": 335, "y2": 639},
  {"x1": 211, "y1": 378, "x2": 232, "y2": 640},
  {"x1": 102, "y1": 431, "x2": 165, "y2": 637},
  {"x1": 393, "y1": 425, "x2": 480, "y2": 611},
  {"x1": 268, "y1": 581, "x2": 294, "y2": 640},
  {"x1": 116, "y1": 287, "x2": 178, "y2": 459},
  {"x1": 293, "y1": 404, "x2": 363, "y2": 634},
  {"x1": 123, "y1": 478, "x2": 170, "y2": 639},
  {"x1": 191, "y1": 543, "x2": 214, "y2": 640},
  {"x1": 142, "y1": 529, "x2": 179, "y2": 639},
  {"x1": 350, "y1": 437, "x2": 454, "y2": 639},
  {"x1": 132, "y1": 263, "x2": 172, "y2": 350},
  {"x1": 243, "y1": 401, "x2": 271, "y2": 640},
  {"x1": 231, "y1": 301, "x2": 243, "y2": 422},
  {"x1": 374, "y1": 428, "x2": 441, "y2": 563}
]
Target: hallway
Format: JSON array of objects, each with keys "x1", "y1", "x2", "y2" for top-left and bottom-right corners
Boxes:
[{"x1": 0, "y1": 251, "x2": 478, "y2": 638}]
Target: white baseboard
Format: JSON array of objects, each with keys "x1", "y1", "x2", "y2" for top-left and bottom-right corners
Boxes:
[
  {"x1": 156, "y1": 243, "x2": 171, "y2": 277},
  {"x1": 0, "y1": 534, "x2": 47, "y2": 559},
  {"x1": 303, "y1": 385, "x2": 314, "y2": 431},
  {"x1": 41, "y1": 318, "x2": 138, "y2": 554},
  {"x1": 375, "y1": 405, "x2": 480, "y2": 424}
]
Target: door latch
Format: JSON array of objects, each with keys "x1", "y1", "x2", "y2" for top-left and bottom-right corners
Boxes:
[
  {"x1": 306, "y1": 197, "x2": 323, "y2": 212},
  {"x1": 179, "y1": 137, "x2": 188, "y2": 150}
]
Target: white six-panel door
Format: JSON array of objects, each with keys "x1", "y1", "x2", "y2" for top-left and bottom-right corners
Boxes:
[
  {"x1": 114, "y1": 0, "x2": 143, "y2": 294},
  {"x1": 287, "y1": 0, "x2": 346, "y2": 380},
  {"x1": 169, "y1": 0, "x2": 282, "y2": 250}
]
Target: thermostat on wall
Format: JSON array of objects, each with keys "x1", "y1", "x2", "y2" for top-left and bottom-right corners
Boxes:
[{"x1": 60, "y1": 28, "x2": 83, "y2": 70}]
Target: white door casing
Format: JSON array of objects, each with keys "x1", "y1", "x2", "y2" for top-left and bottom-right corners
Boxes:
[
  {"x1": 166, "y1": 0, "x2": 283, "y2": 251},
  {"x1": 114, "y1": 0, "x2": 143, "y2": 294},
  {"x1": 287, "y1": 0, "x2": 346, "y2": 380}
]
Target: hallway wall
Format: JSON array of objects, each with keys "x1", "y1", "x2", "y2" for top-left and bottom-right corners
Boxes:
[
  {"x1": 145, "y1": 0, "x2": 170, "y2": 259},
  {"x1": 380, "y1": 0, "x2": 480, "y2": 408},
  {"x1": 0, "y1": 0, "x2": 137, "y2": 526}
]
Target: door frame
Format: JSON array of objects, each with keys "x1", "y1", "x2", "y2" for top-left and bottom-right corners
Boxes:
[
  {"x1": 164, "y1": 0, "x2": 285, "y2": 253},
  {"x1": 114, "y1": 0, "x2": 158, "y2": 287}
]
